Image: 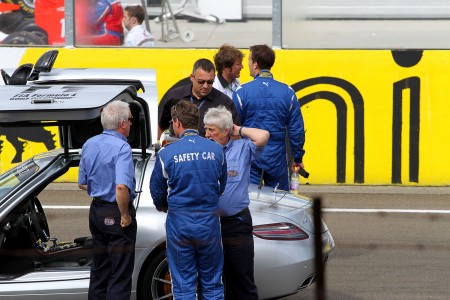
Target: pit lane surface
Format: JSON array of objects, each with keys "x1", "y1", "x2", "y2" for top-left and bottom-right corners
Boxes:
[{"x1": 41, "y1": 184, "x2": 450, "y2": 300}]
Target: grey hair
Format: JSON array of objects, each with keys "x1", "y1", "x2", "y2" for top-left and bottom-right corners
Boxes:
[
  {"x1": 203, "y1": 106, "x2": 233, "y2": 132},
  {"x1": 101, "y1": 100, "x2": 130, "y2": 130}
]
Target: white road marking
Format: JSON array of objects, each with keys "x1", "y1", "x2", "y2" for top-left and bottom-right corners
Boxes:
[
  {"x1": 323, "y1": 208, "x2": 450, "y2": 214},
  {"x1": 43, "y1": 206, "x2": 450, "y2": 214},
  {"x1": 44, "y1": 205, "x2": 90, "y2": 209}
]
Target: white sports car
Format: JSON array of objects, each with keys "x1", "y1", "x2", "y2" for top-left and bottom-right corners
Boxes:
[{"x1": 0, "y1": 50, "x2": 335, "y2": 299}]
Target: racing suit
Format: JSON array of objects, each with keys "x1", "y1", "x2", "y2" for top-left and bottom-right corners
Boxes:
[
  {"x1": 233, "y1": 70, "x2": 305, "y2": 191},
  {"x1": 150, "y1": 129, "x2": 227, "y2": 300},
  {"x1": 91, "y1": 0, "x2": 124, "y2": 45}
]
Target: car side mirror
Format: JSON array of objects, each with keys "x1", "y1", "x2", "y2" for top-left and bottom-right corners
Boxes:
[
  {"x1": 28, "y1": 49, "x2": 59, "y2": 81},
  {"x1": 1, "y1": 63, "x2": 33, "y2": 85}
]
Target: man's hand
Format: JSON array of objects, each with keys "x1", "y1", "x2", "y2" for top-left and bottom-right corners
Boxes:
[
  {"x1": 229, "y1": 124, "x2": 240, "y2": 139},
  {"x1": 292, "y1": 162, "x2": 310, "y2": 178},
  {"x1": 121, "y1": 214, "x2": 132, "y2": 227},
  {"x1": 291, "y1": 162, "x2": 304, "y2": 173},
  {"x1": 156, "y1": 206, "x2": 168, "y2": 213},
  {"x1": 116, "y1": 184, "x2": 132, "y2": 227}
]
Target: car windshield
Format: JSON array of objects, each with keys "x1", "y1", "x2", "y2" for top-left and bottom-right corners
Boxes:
[{"x1": 0, "y1": 151, "x2": 57, "y2": 200}]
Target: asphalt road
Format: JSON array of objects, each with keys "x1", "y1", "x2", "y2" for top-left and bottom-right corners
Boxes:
[{"x1": 40, "y1": 185, "x2": 450, "y2": 300}]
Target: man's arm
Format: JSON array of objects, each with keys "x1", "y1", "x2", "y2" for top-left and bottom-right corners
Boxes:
[
  {"x1": 231, "y1": 124, "x2": 269, "y2": 147},
  {"x1": 232, "y1": 89, "x2": 244, "y2": 123},
  {"x1": 116, "y1": 184, "x2": 132, "y2": 227},
  {"x1": 150, "y1": 154, "x2": 169, "y2": 212},
  {"x1": 219, "y1": 152, "x2": 227, "y2": 195},
  {"x1": 158, "y1": 98, "x2": 174, "y2": 137},
  {"x1": 114, "y1": 144, "x2": 135, "y2": 227},
  {"x1": 228, "y1": 98, "x2": 241, "y2": 126},
  {"x1": 78, "y1": 154, "x2": 88, "y2": 191},
  {"x1": 93, "y1": 0, "x2": 111, "y2": 25},
  {"x1": 286, "y1": 88, "x2": 306, "y2": 171}
]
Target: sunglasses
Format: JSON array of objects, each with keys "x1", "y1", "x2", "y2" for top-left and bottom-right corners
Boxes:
[{"x1": 194, "y1": 76, "x2": 214, "y2": 85}]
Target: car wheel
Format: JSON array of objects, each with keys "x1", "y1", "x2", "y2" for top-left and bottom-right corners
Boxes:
[
  {"x1": 0, "y1": 11, "x2": 28, "y2": 34},
  {"x1": 141, "y1": 250, "x2": 173, "y2": 300},
  {"x1": 140, "y1": 250, "x2": 228, "y2": 299},
  {"x1": 14, "y1": 20, "x2": 48, "y2": 44},
  {"x1": 1, "y1": 31, "x2": 46, "y2": 45},
  {"x1": 17, "y1": 0, "x2": 34, "y2": 17}
]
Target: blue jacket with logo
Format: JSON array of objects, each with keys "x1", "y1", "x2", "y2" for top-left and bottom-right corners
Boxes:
[
  {"x1": 150, "y1": 129, "x2": 227, "y2": 299},
  {"x1": 150, "y1": 130, "x2": 227, "y2": 214},
  {"x1": 233, "y1": 70, "x2": 305, "y2": 179}
]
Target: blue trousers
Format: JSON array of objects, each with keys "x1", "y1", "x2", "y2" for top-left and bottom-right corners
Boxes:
[{"x1": 166, "y1": 212, "x2": 224, "y2": 300}]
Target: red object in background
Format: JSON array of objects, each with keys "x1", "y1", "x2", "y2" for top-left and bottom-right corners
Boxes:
[
  {"x1": 34, "y1": 0, "x2": 65, "y2": 45},
  {"x1": 0, "y1": 2, "x2": 20, "y2": 13},
  {"x1": 75, "y1": 0, "x2": 94, "y2": 45}
]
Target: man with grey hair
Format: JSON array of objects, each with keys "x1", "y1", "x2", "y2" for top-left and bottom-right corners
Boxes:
[
  {"x1": 78, "y1": 100, "x2": 137, "y2": 300},
  {"x1": 204, "y1": 106, "x2": 269, "y2": 300}
]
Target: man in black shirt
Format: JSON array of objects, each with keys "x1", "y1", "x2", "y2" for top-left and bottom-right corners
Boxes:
[{"x1": 158, "y1": 58, "x2": 240, "y2": 138}]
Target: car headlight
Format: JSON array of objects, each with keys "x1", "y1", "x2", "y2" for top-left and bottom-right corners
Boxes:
[{"x1": 253, "y1": 222, "x2": 309, "y2": 240}]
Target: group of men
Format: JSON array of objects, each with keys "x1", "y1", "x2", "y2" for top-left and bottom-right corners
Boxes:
[
  {"x1": 78, "y1": 43, "x2": 305, "y2": 299},
  {"x1": 76, "y1": 0, "x2": 155, "y2": 47}
]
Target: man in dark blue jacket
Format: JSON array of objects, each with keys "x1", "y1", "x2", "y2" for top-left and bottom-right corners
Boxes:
[
  {"x1": 233, "y1": 44, "x2": 305, "y2": 191},
  {"x1": 150, "y1": 100, "x2": 227, "y2": 300}
]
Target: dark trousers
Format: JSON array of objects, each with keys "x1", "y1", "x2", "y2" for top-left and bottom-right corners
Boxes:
[
  {"x1": 221, "y1": 208, "x2": 259, "y2": 300},
  {"x1": 88, "y1": 200, "x2": 137, "y2": 300}
]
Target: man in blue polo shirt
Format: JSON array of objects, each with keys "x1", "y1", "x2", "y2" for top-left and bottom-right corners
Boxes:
[
  {"x1": 204, "y1": 106, "x2": 270, "y2": 300},
  {"x1": 78, "y1": 100, "x2": 136, "y2": 300}
]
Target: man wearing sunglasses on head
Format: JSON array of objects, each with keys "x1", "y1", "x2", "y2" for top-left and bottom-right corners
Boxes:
[{"x1": 158, "y1": 58, "x2": 240, "y2": 139}]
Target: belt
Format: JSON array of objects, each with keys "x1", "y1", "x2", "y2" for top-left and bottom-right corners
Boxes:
[
  {"x1": 92, "y1": 197, "x2": 117, "y2": 205},
  {"x1": 220, "y1": 207, "x2": 249, "y2": 220}
]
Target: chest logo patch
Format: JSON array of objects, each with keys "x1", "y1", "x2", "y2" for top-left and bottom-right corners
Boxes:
[{"x1": 228, "y1": 170, "x2": 238, "y2": 177}]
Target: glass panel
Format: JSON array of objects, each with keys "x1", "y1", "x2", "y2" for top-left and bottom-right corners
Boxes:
[
  {"x1": 73, "y1": 0, "x2": 272, "y2": 48},
  {"x1": 282, "y1": 0, "x2": 450, "y2": 49},
  {"x1": 0, "y1": 0, "x2": 273, "y2": 48},
  {"x1": 0, "y1": 159, "x2": 39, "y2": 199},
  {"x1": 0, "y1": 151, "x2": 59, "y2": 200}
]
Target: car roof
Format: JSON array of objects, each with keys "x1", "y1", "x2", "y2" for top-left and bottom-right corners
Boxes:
[
  {"x1": 0, "y1": 84, "x2": 138, "y2": 123},
  {"x1": 0, "y1": 83, "x2": 152, "y2": 153}
]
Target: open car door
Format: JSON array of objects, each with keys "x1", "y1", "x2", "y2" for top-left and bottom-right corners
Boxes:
[{"x1": 0, "y1": 83, "x2": 151, "y2": 299}]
